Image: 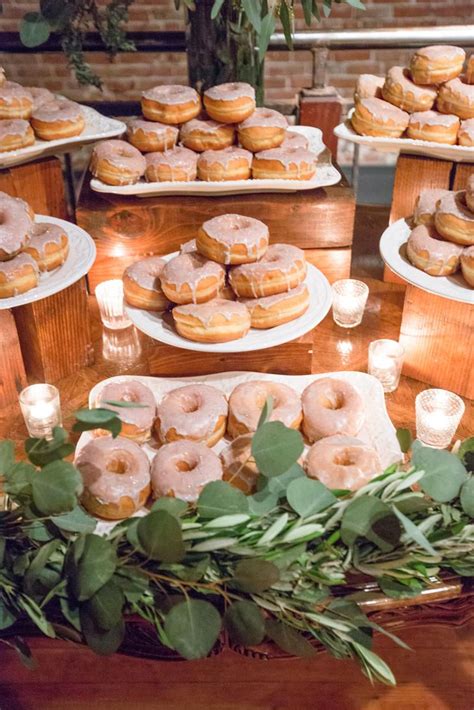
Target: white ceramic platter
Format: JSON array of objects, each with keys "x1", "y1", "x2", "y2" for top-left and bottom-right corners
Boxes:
[
  {"x1": 90, "y1": 126, "x2": 342, "y2": 196},
  {"x1": 0, "y1": 215, "x2": 96, "y2": 310},
  {"x1": 379, "y1": 217, "x2": 473, "y2": 304}
]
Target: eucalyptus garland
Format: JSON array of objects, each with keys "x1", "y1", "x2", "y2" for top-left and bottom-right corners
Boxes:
[{"x1": 0, "y1": 404, "x2": 472, "y2": 686}]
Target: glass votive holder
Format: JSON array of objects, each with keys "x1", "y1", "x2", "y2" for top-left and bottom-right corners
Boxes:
[
  {"x1": 331, "y1": 279, "x2": 369, "y2": 328},
  {"x1": 102, "y1": 325, "x2": 142, "y2": 364},
  {"x1": 95, "y1": 279, "x2": 132, "y2": 330},
  {"x1": 368, "y1": 339, "x2": 405, "y2": 393},
  {"x1": 19, "y1": 384, "x2": 62, "y2": 439},
  {"x1": 415, "y1": 389, "x2": 465, "y2": 449}
]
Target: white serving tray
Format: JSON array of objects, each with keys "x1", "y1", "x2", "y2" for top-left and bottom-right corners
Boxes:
[
  {"x1": 0, "y1": 105, "x2": 125, "y2": 169},
  {"x1": 334, "y1": 113, "x2": 474, "y2": 163},
  {"x1": 90, "y1": 126, "x2": 342, "y2": 197},
  {"x1": 126, "y1": 255, "x2": 332, "y2": 353},
  {"x1": 0, "y1": 215, "x2": 96, "y2": 309},
  {"x1": 379, "y1": 217, "x2": 473, "y2": 304}
]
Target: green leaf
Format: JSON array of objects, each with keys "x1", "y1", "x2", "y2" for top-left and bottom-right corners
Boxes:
[
  {"x1": 60, "y1": 597, "x2": 81, "y2": 631},
  {"x1": 396, "y1": 428, "x2": 413, "y2": 454},
  {"x1": 51, "y1": 506, "x2": 97, "y2": 533},
  {"x1": 26, "y1": 427, "x2": 75, "y2": 467},
  {"x1": 224, "y1": 601, "x2": 265, "y2": 647},
  {"x1": 391, "y1": 506, "x2": 437, "y2": 556},
  {"x1": 322, "y1": 0, "x2": 332, "y2": 17},
  {"x1": 164, "y1": 599, "x2": 221, "y2": 660},
  {"x1": 302, "y1": 0, "x2": 313, "y2": 24},
  {"x1": 20, "y1": 12, "x2": 51, "y2": 48},
  {"x1": 257, "y1": 13, "x2": 276, "y2": 63},
  {"x1": 353, "y1": 644, "x2": 395, "y2": 686},
  {"x1": 0, "y1": 599, "x2": 16, "y2": 630},
  {"x1": 279, "y1": 2, "x2": 293, "y2": 50},
  {"x1": 248, "y1": 489, "x2": 279, "y2": 516},
  {"x1": 286, "y1": 477, "x2": 336, "y2": 517},
  {"x1": 346, "y1": 0, "x2": 366, "y2": 9},
  {"x1": 19, "y1": 595, "x2": 55, "y2": 637},
  {"x1": 32, "y1": 461, "x2": 82, "y2": 516},
  {"x1": 67, "y1": 534, "x2": 117, "y2": 601},
  {"x1": 378, "y1": 576, "x2": 422, "y2": 599},
  {"x1": 413, "y1": 443, "x2": 468, "y2": 503},
  {"x1": 259, "y1": 464, "x2": 305, "y2": 498},
  {"x1": 232, "y1": 558, "x2": 280, "y2": 593},
  {"x1": 252, "y1": 422, "x2": 304, "y2": 478},
  {"x1": 341, "y1": 495, "x2": 401, "y2": 552},
  {"x1": 197, "y1": 481, "x2": 249, "y2": 519},
  {"x1": 137, "y1": 510, "x2": 185, "y2": 562},
  {"x1": 73, "y1": 408, "x2": 122, "y2": 438},
  {"x1": 265, "y1": 619, "x2": 316, "y2": 657},
  {"x1": 113, "y1": 568, "x2": 149, "y2": 602},
  {"x1": 460, "y1": 476, "x2": 474, "y2": 517},
  {"x1": 80, "y1": 609, "x2": 125, "y2": 656},
  {"x1": 83, "y1": 581, "x2": 124, "y2": 631},
  {"x1": 458, "y1": 437, "x2": 474, "y2": 472},
  {"x1": 12, "y1": 637, "x2": 37, "y2": 670},
  {"x1": 210, "y1": 0, "x2": 225, "y2": 20},
  {"x1": 151, "y1": 497, "x2": 188, "y2": 518},
  {"x1": 24, "y1": 539, "x2": 61, "y2": 594},
  {"x1": 4, "y1": 462, "x2": 36, "y2": 497},
  {"x1": 257, "y1": 396, "x2": 273, "y2": 429},
  {"x1": 0, "y1": 440, "x2": 15, "y2": 475},
  {"x1": 242, "y1": 0, "x2": 262, "y2": 32},
  {"x1": 257, "y1": 512, "x2": 289, "y2": 545}
]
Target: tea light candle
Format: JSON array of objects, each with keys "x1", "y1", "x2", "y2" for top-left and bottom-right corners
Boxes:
[
  {"x1": 95, "y1": 279, "x2": 132, "y2": 330},
  {"x1": 415, "y1": 388, "x2": 465, "y2": 449},
  {"x1": 368, "y1": 339, "x2": 405, "y2": 393},
  {"x1": 331, "y1": 279, "x2": 369, "y2": 328},
  {"x1": 19, "y1": 384, "x2": 62, "y2": 439}
]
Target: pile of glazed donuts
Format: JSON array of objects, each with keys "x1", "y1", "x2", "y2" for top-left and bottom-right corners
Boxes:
[
  {"x1": 351, "y1": 46, "x2": 474, "y2": 146},
  {"x1": 75, "y1": 376, "x2": 382, "y2": 520},
  {"x1": 406, "y1": 172, "x2": 474, "y2": 287},
  {"x1": 0, "y1": 191, "x2": 70, "y2": 299},
  {"x1": 0, "y1": 68, "x2": 84, "y2": 152},
  {"x1": 89, "y1": 81, "x2": 318, "y2": 185},
  {"x1": 122, "y1": 213, "x2": 310, "y2": 342}
]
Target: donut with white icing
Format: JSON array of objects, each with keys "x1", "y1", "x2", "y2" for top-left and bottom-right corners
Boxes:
[
  {"x1": 145, "y1": 147, "x2": 198, "y2": 182},
  {"x1": 305, "y1": 435, "x2": 381, "y2": 491},
  {"x1": 351, "y1": 97, "x2": 409, "y2": 138},
  {"x1": 227, "y1": 380, "x2": 302, "y2": 438},
  {"x1": 458, "y1": 118, "x2": 474, "y2": 147},
  {"x1": 0, "y1": 81, "x2": 33, "y2": 119},
  {"x1": 141, "y1": 84, "x2": 201, "y2": 124},
  {"x1": 203, "y1": 82, "x2": 256, "y2": 124},
  {"x1": 160, "y1": 251, "x2": 225, "y2": 304},
  {"x1": 252, "y1": 147, "x2": 317, "y2": 180},
  {"x1": 382, "y1": 66, "x2": 437, "y2": 113},
  {"x1": 90, "y1": 139, "x2": 146, "y2": 186},
  {"x1": 0, "y1": 119, "x2": 34, "y2": 152},
  {"x1": 437, "y1": 77, "x2": 474, "y2": 120},
  {"x1": 239, "y1": 283, "x2": 310, "y2": 328},
  {"x1": 407, "y1": 110, "x2": 460, "y2": 145},
  {"x1": 434, "y1": 190, "x2": 474, "y2": 246},
  {"x1": 280, "y1": 131, "x2": 309, "y2": 150},
  {"x1": 151, "y1": 440, "x2": 223, "y2": 502},
  {"x1": 25, "y1": 87, "x2": 55, "y2": 111},
  {"x1": 413, "y1": 188, "x2": 451, "y2": 226},
  {"x1": 197, "y1": 146, "x2": 252, "y2": 181},
  {"x1": 172, "y1": 298, "x2": 251, "y2": 343},
  {"x1": 0, "y1": 253, "x2": 39, "y2": 298},
  {"x1": 238, "y1": 108, "x2": 288, "y2": 152},
  {"x1": 30, "y1": 99, "x2": 84, "y2": 140},
  {"x1": 127, "y1": 118, "x2": 178, "y2": 153},
  {"x1": 94, "y1": 380, "x2": 157, "y2": 443},
  {"x1": 0, "y1": 191, "x2": 33, "y2": 261},
  {"x1": 229, "y1": 244, "x2": 306, "y2": 298},
  {"x1": 180, "y1": 118, "x2": 235, "y2": 152},
  {"x1": 123, "y1": 256, "x2": 169, "y2": 311},
  {"x1": 197, "y1": 213, "x2": 269, "y2": 265},
  {"x1": 155, "y1": 384, "x2": 228, "y2": 446},
  {"x1": 409, "y1": 45, "x2": 465, "y2": 85},
  {"x1": 406, "y1": 224, "x2": 463, "y2": 276},
  {"x1": 24, "y1": 222, "x2": 69, "y2": 271},
  {"x1": 354, "y1": 74, "x2": 384, "y2": 104},
  {"x1": 302, "y1": 377, "x2": 365, "y2": 443},
  {"x1": 460, "y1": 245, "x2": 474, "y2": 287}
]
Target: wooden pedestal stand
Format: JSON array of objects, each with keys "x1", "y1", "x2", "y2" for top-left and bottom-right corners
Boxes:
[
  {"x1": 0, "y1": 157, "x2": 93, "y2": 405},
  {"x1": 386, "y1": 154, "x2": 473, "y2": 398}
]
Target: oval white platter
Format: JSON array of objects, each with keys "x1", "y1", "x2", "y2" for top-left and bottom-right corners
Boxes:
[
  {"x1": 126, "y1": 255, "x2": 332, "y2": 353},
  {"x1": 90, "y1": 126, "x2": 342, "y2": 197},
  {"x1": 0, "y1": 215, "x2": 96, "y2": 310},
  {"x1": 334, "y1": 114, "x2": 474, "y2": 163},
  {"x1": 379, "y1": 218, "x2": 473, "y2": 304},
  {"x1": 0, "y1": 105, "x2": 125, "y2": 170}
]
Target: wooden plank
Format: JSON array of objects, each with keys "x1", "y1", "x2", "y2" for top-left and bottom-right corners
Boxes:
[
  {"x1": 0, "y1": 156, "x2": 68, "y2": 219},
  {"x1": 0, "y1": 310, "x2": 27, "y2": 407},
  {"x1": 304, "y1": 247, "x2": 351, "y2": 283},
  {"x1": 452, "y1": 163, "x2": 474, "y2": 191},
  {"x1": 299, "y1": 89, "x2": 343, "y2": 158}
]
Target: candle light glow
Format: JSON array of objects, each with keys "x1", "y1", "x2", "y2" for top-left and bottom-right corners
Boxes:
[
  {"x1": 331, "y1": 279, "x2": 369, "y2": 329},
  {"x1": 368, "y1": 339, "x2": 405, "y2": 393},
  {"x1": 19, "y1": 384, "x2": 62, "y2": 440},
  {"x1": 415, "y1": 388, "x2": 465, "y2": 449}
]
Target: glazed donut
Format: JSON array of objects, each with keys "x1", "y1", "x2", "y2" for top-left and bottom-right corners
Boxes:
[
  {"x1": 0, "y1": 82, "x2": 33, "y2": 119},
  {"x1": 406, "y1": 224, "x2": 463, "y2": 276},
  {"x1": 229, "y1": 244, "x2": 306, "y2": 298},
  {"x1": 351, "y1": 97, "x2": 409, "y2": 138},
  {"x1": 280, "y1": 130, "x2": 309, "y2": 150},
  {"x1": 180, "y1": 238, "x2": 197, "y2": 253},
  {"x1": 466, "y1": 174, "x2": 474, "y2": 212},
  {"x1": 301, "y1": 377, "x2": 365, "y2": 443},
  {"x1": 95, "y1": 380, "x2": 156, "y2": 443},
  {"x1": 203, "y1": 82, "x2": 256, "y2": 124},
  {"x1": 145, "y1": 147, "x2": 198, "y2": 182},
  {"x1": 123, "y1": 256, "x2": 169, "y2": 311},
  {"x1": 221, "y1": 435, "x2": 259, "y2": 494},
  {"x1": 0, "y1": 119, "x2": 34, "y2": 152},
  {"x1": 413, "y1": 188, "x2": 451, "y2": 226},
  {"x1": 467, "y1": 54, "x2": 474, "y2": 84},
  {"x1": 240, "y1": 283, "x2": 310, "y2": 329},
  {"x1": 154, "y1": 384, "x2": 228, "y2": 447},
  {"x1": 197, "y1": 146, "x2": 252, "y2": 181},
  {"x1": 25, "y1": 87, "x2": 55, "y2": 110},
  {"x1": 0, "y1": 253, "x2": 40, "y2": 298},
  {"x1": 437, "y1": 77, "x2": 474, "y2": 120},
  {"x1": 237, "y1": 108, "x2": 287, "y2": 152},
  {"x1": 434, "y1": 191, "x2": 474, "y2": 246},
  {"x1": 160, "y1": 252, "x2": 225, "y2": 305},
  {"x1": 24, "y1": 222, "x2": 69, "y2": 271},
  {"x1": 227, "y1": 380, "x2": 302, "y2": 439},
  {"x1": 461, "y1": 245, "x2": 474, "y2": 287},
  {"x1": 172, "y1": 298, "x2": 251, "y2": 343},
  {"x1": 0, "y1": 190, "x2": 34, "y2": 219},
  {"x1": 304, "y1": 435, "x2": 380, "y2": 491},
  {"x1": 180, "y1": 118, "x2": 235, "y2": 152},
  {"x1": 151, "y1": 440, "x2": 222, "y2": 502},
  {"x1": 197, "y1": 213, "x2": 269, "y2": 265},
  {"x1": 354, "y1": 74, "x2": 385, "y2": 104},
  {"x1": 30, "y1": 99, "x2": 84, "y2": 140},
  {"x1": 0, "y1": 192, "x2": 33, "y2": 260},
  {"x1": 409, "y1": 45, "x2": 465, "y2": 85},
  {"x1": 126, "y1": 118, "x2": 178, "y2": 153},
  {"x1": 0, "y1": 67, "x2": 5, "y2": 87},
  {"x1": 382, "y1": 67, "x2": 437, "y2": 113},
  {"x1": 75, "y1": 436, "x2": 151, "y2": 519},
  {"x1": 252, "y1": 147, "x2": 317, "y2": 180},
  {"x1": 458, "y1": 118, "x2": 474, "y2": 146},
  {"x1": 141, "y1": 85, "x2": 201, "y2": 125},
  {"x1": 406, "y1": 110, "x2": 460, "y2": 145},
  {"x1": 90, "y1": 140, "x2": 146, "y2": 186}
]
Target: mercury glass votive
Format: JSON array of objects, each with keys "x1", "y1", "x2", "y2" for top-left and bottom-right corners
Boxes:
[
  {"x1": 19, "y1": 384, "x2": 62, "y2": 439},
  {"x1": 331, "y1": 279, "x2": 369, "y2": 328},
  {"x1": 415, "y1": 389, "x2": 465, "y2": 449},
  {"x1": 368, "y1": 339, "x2": 405, "y2": 393},
  {"x1": 95, "y1": 279, "x2": 132, "y2": 330}
]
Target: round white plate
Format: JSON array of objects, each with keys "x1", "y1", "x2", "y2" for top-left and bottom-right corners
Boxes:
[
  {"x1": 90, "y1": 126, "x2": 342, "y2": 197},
  {"x1": 379, "y1": 218, "x2": 473, "y2": 304},
  {"x1": 126, "y1": 257, "x2": 332, "y2": 353},
  {"x1": 0, "y1": 215, "x2": 96, "y2": 310},
  {"x1": 334, "y1": 115, "x2": 474, "y2": 163}
]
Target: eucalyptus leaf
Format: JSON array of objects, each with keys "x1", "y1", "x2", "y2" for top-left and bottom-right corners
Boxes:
[
  {"x1": 378, "y1": 576, "x2": 422, "y2": 599},
  {"x1": 341, "y1": 495, "x2": 401, "y2": 552},
  {"x1": 257, "y1": 14, "x2": 276, "y2": 63},
  {"x1": 67, "y1": 534, "x2": 117, "y2": 601},
  {"x1": 392, "y1": 506, "x2": 437, "y2": 556},
  {"x1": 51, "y1": 506, "x2": 97, "y2": 533},
  {"x1": 73, "y1": 408, "x2": 122, "y2": 438},
  {"x1": 19, "y1": 595, "x2": 55, "y2": 638},
  {"x1": 20, "y1": 12, "x2": 51, "y2": 48},
  {"x1": 26, "y1": 427, "x2": 74, "y2": 467},
  {"x1": 101, "y1": 400, "x2": 148, "y2": 409},
  {"x1": 287, "y1": 477, "x2": 336, "y2": 517},
  {"x1": 413, "y1": 444, "x2": 468, "y2": 502},
  {"x1": 137, "y1": 511, "x2": 185, "y2": 563},
  {"x1": 279, "y1": 2, "x2": 293, "y2": 49},
  {"x1": 12, "y1": 637, "x2": 37, "y2": 670},
  {"x1": 4, "y1": 462, "x2": 36, "y2": 497},
  {"x1": 60, "y1": 597, "x2": 81, "y2": 632},
  {"x1": 151, "y1": 497, "x2": 188, "y2": 518},
  {"x1": 354, "y1": 644, "x2": 395, "y2": 686},
  {"x1": 241, "y1": 0, "x2": 262, "y2": 32},
  {"x1": 164, "y1": 599, "x2": 221, "y2": 660},
  {"x1": 232, "y1": 558, "x2": 280, "y2": 593},
  {"x1": 257, "y1": 396, "x2": 274, "y2": 429},
  {"x1": 248, "y1": 489, "x2": 279, "y2": 516},
  {"x1": 346, "y1": 0, "x2": 366, "y2": 9},
  {"x1": 265, "y1": 619, "x2": 316, "y2": 657},
  {"x1": 32, "y1": 461, "x2": 82, "y2": 516},
  {"x1": 458, "y1": 437, "x2": 474, "y2": 473},
  {"x1": 210, "y1": 0, "x2": 225, "y2": 19},
  {"x1": 252, "y1": 422, "x2": 304, "y2": 478},
  {"x1": 396, "y1": 428, "x2": 413, "y2": 454},
  {"x1": 197, "y1": 481, "x2": 249, "y2": 519},
  {"x1": 259, "y1": 464, "x2": 305, "y2": 498},
  {"x1": 0, "y1": 599, "x2": 16, "y2": 630},
  {"x1": 302, "y1": 0, "x2": 313, "y2": 24},
  {"x1": 224, "y1": 601, "x2": 265, "y2": 647},
  {"x1": 83, "y1": 581, "x2": 124, "y2": 631},
  {"x1": 0, "y1": 440, "x2": 15, "y2": 475},
  {"x1": 460, "y1": 476, "x2": 474, "y2": 517},
  {"x1": 24, "y1": 539, "x2": 61, "y2": 595},
  {"x1": 80, "y1": 609, "x2": 125, "y2": 656}
]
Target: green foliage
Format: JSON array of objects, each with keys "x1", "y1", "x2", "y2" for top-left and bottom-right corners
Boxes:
[
  {"x1": 286, "y1": 477, "x2": 336, "y2": 517},
  {"x1": 413, "y1": 442, "x2": 468, "y2": 502},
  {"x1": 231, "y1": 558, "x2": 280, "y2": 593},
  {"x1": 341, "y1": 496, "x2": 401, "y2": 552},
  {"x1": 66, "y1": 535, "x2": 117, "y2": 601},
  {"x1": 197, "y1": 481, "x2": 249, "y2": 518},
  {"x1": 137, "y1": 511, "x2": 185, "y2": 563},
  {"x1": 252, "y1": 422, "x2": 304, "y2": 478},
  {"x1": 32, "y1": 461, "x2": 83, "y2": 516},
  {"x1": 458, "y1": 437, "x2": 474, "y2": 473},
  {"x1": 224, "y1": 601, "x2": 265, "y2": 646},
  {"x1": 396, "y1": 427, "x2": 413, "y2": 454},
  {"x1": 73, "y1": 408, "x2": 122, "y2": 439},
  {"x1": 265, "y1": 619, "x2": 316, "y2": 657},
  {"x1": 164, "y1": 599, "x2": 221, "y2": 660}
]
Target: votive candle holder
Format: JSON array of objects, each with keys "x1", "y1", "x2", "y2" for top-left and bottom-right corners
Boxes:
[
  {"x1": 368, "y1": 339, "x2": 405, "y2": 393},
  {"x1": 95, "y1": 279, "x2": 132, "y2": 330},
  {"x1": 415, "y1": 388, "x2": 465, "y2": 449},
  {"x1": 331, "y1": 279, "x2": 369, "y2": 328},
  {"x1": 19, "y1": 384, "x2": 62, "y2": 439}
]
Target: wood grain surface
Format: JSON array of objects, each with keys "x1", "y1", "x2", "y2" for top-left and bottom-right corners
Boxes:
[
  {"x1": 299, "y1": 91, "x2": 344, "y2": 157},
  {"x1": 0, "y1": 310, "x2": 27, "y2": 407}
]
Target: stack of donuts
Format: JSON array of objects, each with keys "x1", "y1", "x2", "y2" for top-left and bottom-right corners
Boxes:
[
  {"x1": 0, "y1": 68, "x2": 84, "y2": 151},
  {"x1": 75, "y1": 376, "x2": 382, "y2": 520},
  {"x1": 405, "y1": 173, "x2": 474, "y2": 288},
  {"x1": 122, "y1": 213, "x2": 310, "y2": 342},
  {"x1": 89, "y1": 81, "x2": 318, "y2": 185},
  {"x1": 351, "y1": 46, "x2": 474, "y2": 146},
  {"x1": 0, "y1": 191, "x2": 70, "y2": 298}
]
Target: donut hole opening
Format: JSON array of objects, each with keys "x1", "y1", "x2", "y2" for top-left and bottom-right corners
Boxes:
[
  {"x1": 106, "y1": 456, "x2": 129, "y2": 474},
  {"x1": 320, "y1": 392, "x2": 344, "y2": 410},
  {"x1": 181, "y1": 394, "x2": 201, "y2": 414},
  {"x1": 0, "y1": 211, "x2": 5, "y2": 226},
  {"x1": 176, "y1": 458, "x2": 197, "y2": 473},
  {"x1": 121, "y1": 390, "x2": 138, "y2": 404},
  {"x1": 333, "y1": 451, "x2": 356, "y2": 467}
]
